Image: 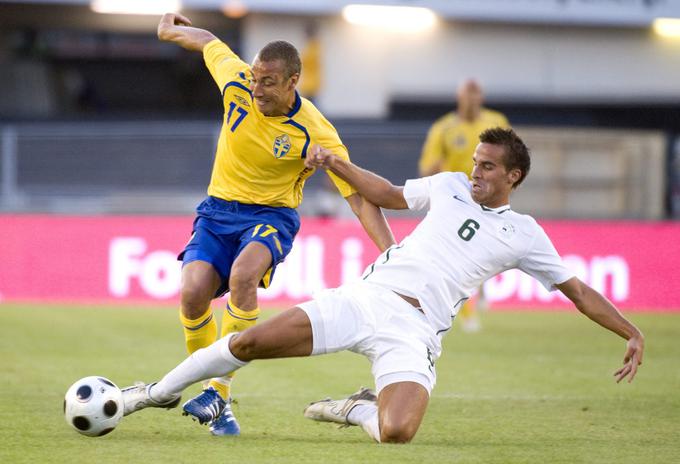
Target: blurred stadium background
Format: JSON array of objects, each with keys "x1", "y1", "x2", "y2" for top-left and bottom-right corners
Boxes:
[
  {"x1": 2, "y1": 0, "x2": 680, "y2": 217},
  {"x1": 1, "y1": 0, "x2": 679, "y2": 308}
]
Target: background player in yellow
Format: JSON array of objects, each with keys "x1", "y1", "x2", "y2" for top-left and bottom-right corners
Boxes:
[
  {"x1": 156, "y1": 12, "x2": 395, "y2": 436},
  {"x1": 419, "y1": 79, "x2": 510, "y2": 332},
  {"x1": 298, "y1": 22, "x2": 322, "y2": 105}
]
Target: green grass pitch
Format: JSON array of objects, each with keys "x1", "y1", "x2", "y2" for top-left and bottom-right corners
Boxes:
[{"x1": 1, "y1": 304, "x2": 678, "y2": 463}]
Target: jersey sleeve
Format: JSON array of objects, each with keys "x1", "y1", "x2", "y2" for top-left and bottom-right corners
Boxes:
[
  {"x1": 518, "y1": 225, "x2": 575, "y2": 291},
  {"x1": 311, "y1": 114, "x2": 356, "y2": 198},
  {"x1": 418, "y1": 119, "x2": 445, "y2": 174},
  {"x1": 484, "y1": 109, "x2": 510, "y2": 129},
  {"x1": 497, "y1": 112, "x2": 510, "y2": 129},
  {"x1": 403, "y1": 177, "x2": 432, "y2": 211},
  {"x1": 203, "y1": 39, "x2": 249, "y2": 92},
  {"x1": 325, "y1": 144, "x2": 356, "y2": 198}
]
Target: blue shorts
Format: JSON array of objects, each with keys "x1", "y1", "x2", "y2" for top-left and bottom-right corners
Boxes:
[{"x1": 178, "y1": 196, "x2": 300, "y2": 298}]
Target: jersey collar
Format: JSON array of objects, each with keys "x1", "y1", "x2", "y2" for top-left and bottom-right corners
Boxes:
[
  {"x1": 285, "y1": 91, "x2": 302, "y2": 118},
  {"x1": 480, "y1": 203, "x2": 511, "y2": 214}
]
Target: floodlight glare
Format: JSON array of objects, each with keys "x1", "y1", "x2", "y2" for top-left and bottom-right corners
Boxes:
[
  {"x1": 342, "y1": 4, "x2": 436, "y2": 33},
  {"x1": 91, "y1": 0, "x2": 182, "y2": 15},
  {"x1": 653, "y1": 18, "x2": 680, "y2": 38},
  {"x1": 222, "y1": 0, "x2": 248, "y2": 18}
]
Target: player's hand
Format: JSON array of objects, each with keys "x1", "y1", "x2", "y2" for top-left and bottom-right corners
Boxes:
[
  {"x1": 305, "y1": 144, "x2": 336, "y2": 170},
  {"x1": 158, "y1": 13, "x2": 192, "y2": 40},
  {"x1": 172, "y1": 13, "x2": 193, "y2": 26},
  {"x1": 614, "y1": 333, "x2": 644, "y2": 383},
  {"x1": 159, "y1": 12, "x2": 192, "y2": 27}
]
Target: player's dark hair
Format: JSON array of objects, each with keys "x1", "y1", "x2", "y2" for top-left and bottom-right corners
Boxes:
[
  {"x1": 479, "y1": 127, "x2": 531, "y2": 188},
  {"x1": 258, "y1": 40, "x2": 301, "y2": 79}
]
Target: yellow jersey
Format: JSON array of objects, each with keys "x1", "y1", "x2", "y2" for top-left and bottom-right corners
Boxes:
[
  {"x1": 203, "y1": 39, "x2": 354, "y2": 208},
  {"x1": 419, "y1": 109, "x2": 509, "y2": 178}
]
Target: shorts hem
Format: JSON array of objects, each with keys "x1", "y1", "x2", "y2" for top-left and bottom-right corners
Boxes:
[
  {"x1": 297, "y1": 301, "x2": 327, "y2": 356},
  {"x1": 375, "y1": 371, "x2": 433, "y2": 396},
  {"x1": 180, "y1": 252, "x2": 223, "y2": 277},
  {"x1": 180, "y1": 252, "x2": 229, "y2": 297}
]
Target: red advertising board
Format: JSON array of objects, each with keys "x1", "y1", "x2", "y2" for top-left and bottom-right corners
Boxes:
[{"x1": 1, "y1": 215, "x2": 678, "y2": 310}]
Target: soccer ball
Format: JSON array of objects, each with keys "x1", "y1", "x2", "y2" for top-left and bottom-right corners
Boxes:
[{"x1": 64, "y1": 376, "x2": 124, "y2": 437}]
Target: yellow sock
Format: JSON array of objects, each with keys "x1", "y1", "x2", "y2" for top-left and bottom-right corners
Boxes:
[
  {"x1": 458, "y1": 300, "x2": 482, "y2": 332},
  {"x1": 179, "y1": 307, "x2": 218, "y2": 355},
  {"x1": 208, "y1": 298, "x2": 260, "y2": 400},
  {"x1": 220, "y1": 298, "x2": 260, "y2": 335},
  {"x1": 459, "y1": 300, "x2": 474, "y2": 321}
]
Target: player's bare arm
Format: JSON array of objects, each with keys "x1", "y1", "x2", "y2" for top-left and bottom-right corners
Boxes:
[
  {"x1": 157, "y1": 13, "x2": 217, "y2": 52},
  {"x1": 344, "y1": 193, "x2": 396, "y2": 252},
  {"x1": 306, "y1": 144, "x2": 408, "y2": 210},
  {"x1": 419, "y1": 158, "x2": 444, "y2": 177},
  {"x1": 556, "y1": 277, "x2": 644, "y2": 383}
]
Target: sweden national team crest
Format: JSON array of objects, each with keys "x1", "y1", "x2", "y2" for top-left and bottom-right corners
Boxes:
[
  {"x1": 453, "y1": 134, "x2": 467, "y2": 148},
  {"x1": 273, "y1": 134, "x2": 292, "y2": 158}
]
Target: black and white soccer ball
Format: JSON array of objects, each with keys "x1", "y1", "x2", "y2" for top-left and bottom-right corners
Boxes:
[{"x1": 64, "y1": 376, "x2": 124, "y2": 437}]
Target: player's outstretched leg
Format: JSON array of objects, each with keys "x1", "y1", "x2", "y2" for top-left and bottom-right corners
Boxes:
[
  {"x1": 123, "y1": 306, "x2": 312, "y2": 433},
  {"x1": 121, "y1": 382, "x2": 181, "y2": 416}
]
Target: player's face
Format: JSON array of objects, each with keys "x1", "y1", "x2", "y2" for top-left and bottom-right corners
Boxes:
[
  {"x1": 457, "y1": 81, "x2": 483, "y2": 120},
  {"x1": 251, "y1": 58, "x2": 298, "y2": 117},
  {"x1": 470, "y1": 143, "x2": 519, "y2": 208}
]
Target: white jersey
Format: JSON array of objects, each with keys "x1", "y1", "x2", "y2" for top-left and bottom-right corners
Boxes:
[{"x1": 363, "y1": 172, "x2": 575, "y2": 337}]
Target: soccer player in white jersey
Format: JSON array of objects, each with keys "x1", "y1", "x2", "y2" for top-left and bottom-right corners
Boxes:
[{"x1": 121, "y1": 128, "x2": 644, "y2": 444}]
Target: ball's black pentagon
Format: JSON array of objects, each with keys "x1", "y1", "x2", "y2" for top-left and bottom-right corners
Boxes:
[
  {"x1": 76, "y1": 385, "x2": 93, "y2": 402},
  {"x1": 63, "y1": 399, "x2": 66, "y2": 413},
  {"x1": 99, "y1": 378, "x2": 115, "y2": 387},
  {"x1": 72, "y1": 416, "x2": 91, "y2": 431},
  {"x1": 103, "y1": 400, "x2": 118, "y2": 417},
  {"x1": 98, "y1": 428, "x2": 115, "y2": 437}
]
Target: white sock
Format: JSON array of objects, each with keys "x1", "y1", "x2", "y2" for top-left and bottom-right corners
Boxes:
[
  {"x1": 347, "y1": 403, "x2": 381, "y2": 443},
  {"x1": 151, "y1": 333, "x2": 248, "y2": 401}
]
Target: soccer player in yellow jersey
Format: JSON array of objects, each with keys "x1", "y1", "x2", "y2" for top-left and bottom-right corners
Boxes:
[
  {"x1": 157, "y1": 13, "x2": 395, "y2": 436},
  {"x1": 420, "y1": 80, "x2": 510, "y2": 176},
  {"x1": 419, "y1": 79, "x2": 510, "y2": 332},
  {"x1": 298, "y1": 23, "x2": 322, "y2": 104}
]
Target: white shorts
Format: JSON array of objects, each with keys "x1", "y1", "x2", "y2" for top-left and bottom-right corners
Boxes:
[{"x1": 298, "y1": 281, "x2": 441, "y2": 395}]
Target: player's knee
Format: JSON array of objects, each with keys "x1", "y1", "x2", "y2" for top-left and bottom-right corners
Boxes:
[
  {"x1": 229, "y1": 330, "x2": 261, "y2": 361},
  {"x1": 229, "y1": 266, "x2": 260, "y2": 296},
  {"x1": 180, "y1": 282, "x2": 212, "y2": 319},
  {"x1": 380, "y1": 420, "x2": 418, "y2": 444}
]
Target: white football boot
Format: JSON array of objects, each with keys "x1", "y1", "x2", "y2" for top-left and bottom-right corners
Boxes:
[
  {"x1": 121, "y1": 382, "x2": 181, "y2": 416},
  {"x1": 303, "y1": 387, "x2": 377, "y2": 426}
]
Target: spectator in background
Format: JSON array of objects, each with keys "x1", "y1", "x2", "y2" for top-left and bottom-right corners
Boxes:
[
  {"x1": 298, "y1": 22, "x2": 322, "y2": 105},
  {"x1": 419, "y1": 79, "x2": 510, "y2": 332},
  {"x1": 299, "y1": 22, "x2": 347, "y2": 219}
]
